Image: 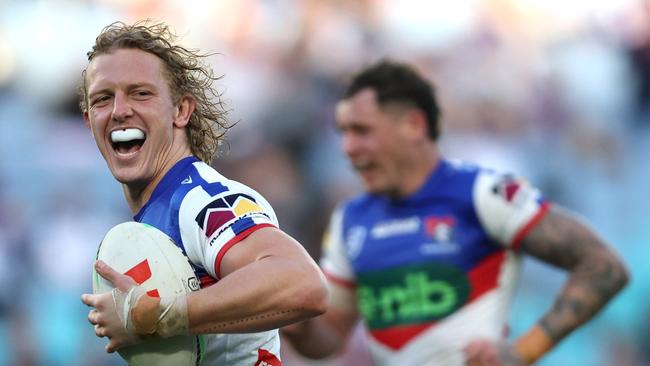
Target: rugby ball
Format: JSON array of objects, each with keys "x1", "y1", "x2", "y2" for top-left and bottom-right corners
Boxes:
[{"x1": 93, "y1": 221, "x2": 203, "y2": 366}]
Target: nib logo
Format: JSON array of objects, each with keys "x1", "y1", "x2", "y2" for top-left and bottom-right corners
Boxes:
[{"x1": 124, "y1": 259, "x2": 160, "y2": 298}]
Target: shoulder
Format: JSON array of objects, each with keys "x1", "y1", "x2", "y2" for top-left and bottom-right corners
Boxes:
[
  {"x1": 177, "y1": 161, "x2": 278, "y2": 226},
  {"x1": 472, "y1": 166, "x2": 540, "y2": 205},
  {"x1": 470, "y1": 165, "x2": 548, "y2": 246},
  {"x1": 438, "y1": 159, "x2": 483, "y2": 192}
]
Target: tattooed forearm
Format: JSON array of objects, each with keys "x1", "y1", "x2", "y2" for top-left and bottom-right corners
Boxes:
[
  {"x1": 521, "y1": 206, "x2": 629, "y2": 343},
  {"x1": 202, "y1": 307, "x2": 306, "y2": 334}
]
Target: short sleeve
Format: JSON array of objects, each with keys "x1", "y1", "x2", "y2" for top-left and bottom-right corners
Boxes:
[
  {"x1": 320, "y1": 206, "x2": 356, "y2": 288},
  {"x1": 473, "y1": 170, "x2": 550, "y2": 249},
  {"x1": 179, "y1": 180, "x2": 278, "y2": 279}
]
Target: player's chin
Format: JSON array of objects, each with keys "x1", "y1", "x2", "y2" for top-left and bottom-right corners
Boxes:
[
  {"x1": 362, "y1": 181, "x2": 386, "y2": 195},
  {"x1": 110, "y1": 167, "x2": 148, "y2": 187},
  {"x1": 363, "y1": 179, "x2": 398, "y2": 197}
]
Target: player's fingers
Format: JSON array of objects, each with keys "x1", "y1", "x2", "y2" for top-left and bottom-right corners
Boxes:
[
  {"x1": 476, "y1": 346, "x2": 499, "y2": 366},
  {"x1": 105, "y1": 340, "x2": 118, "y2": 354},
  {"x1": 95, "y1": 260, "x2": 135, "y2": 291},
  {"x1": 464, "y1": 340, "x2": 486, "y2": 359},
  {"x1": 464, "y1": 340, "x2": 495, "y2": 366},
  {"x1": 81, "y1": 293, "x2": 98, "y2": 307},
  {"x1": 88, "y1": 309, "x2": 100, "y2": 325},
  {"x1": 94, "y1": 324, "x2": 106, "y2": 338}
]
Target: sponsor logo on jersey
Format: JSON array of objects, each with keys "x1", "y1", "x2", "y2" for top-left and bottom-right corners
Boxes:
[
  {"x1": 492, "y1": 174, "x2": 540, "y2": 209},
  {"x1": 492, "y1": 174, "x2": 526, "y2": 202},
  {"x1": 356, "y1": 262, "x2": 470, "y2": 330},
  {"x1": 371, "y1": 217, "x2": 420, "y2": 239},
  {"x1": 187, "y1": 277, "x2": 200, "y2": 291},
  {"x1": 195, "y1": 193, "x2": 269, "y2": 239}
]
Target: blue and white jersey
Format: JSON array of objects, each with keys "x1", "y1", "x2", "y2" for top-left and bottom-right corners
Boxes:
[
  {"x1": 321, "y1": 159, "x2": 550, "y2": 366},
  {"x1": 134, "y1": 156, "x2": 282, "y2": 366}
]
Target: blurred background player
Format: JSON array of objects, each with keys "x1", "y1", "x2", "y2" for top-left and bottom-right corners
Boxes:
[
  {"x1": 78, "y1": 21, "x2": 327, "y2": 365},
  {"x1": 282, "y1": 60, "x2": 629, "y2": 366}
]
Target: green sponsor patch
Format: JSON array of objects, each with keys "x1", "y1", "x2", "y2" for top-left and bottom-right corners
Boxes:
[{"x1": 356, "y1": 262, "x2": 470, "y2": 329}]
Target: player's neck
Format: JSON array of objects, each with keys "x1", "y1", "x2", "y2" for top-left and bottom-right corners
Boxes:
[
  {"x1": 123, "y1": 183, "x2": 149, "y2": 214},
  {"x1": 123, "y1": 149, "x2": 194, "y2": 214},
  {"x1": 394, "y1": 144, "x2": 440, "y2": 199}
]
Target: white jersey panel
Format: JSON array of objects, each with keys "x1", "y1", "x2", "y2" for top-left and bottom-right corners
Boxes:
[
  {"x1": 179, "y1": 161, "x2": 278, "y2": 279},
  {"x1": 473, "y1": 170, "x2": 547, "y2": 247}
]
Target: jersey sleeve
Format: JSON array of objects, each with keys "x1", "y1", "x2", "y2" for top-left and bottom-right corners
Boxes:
[
  {"x1": 473, "y1": 170, "x2": 550, "y2": 249},
  {"x1": 178, "y1": 180, "x2": 278, "y2": 280},
  {"x1": 319, "y1": 206, "x2": 359, "y2": 312},
  {"x1": 320, "y1": 205, "x2": 356, "y2": 288}
]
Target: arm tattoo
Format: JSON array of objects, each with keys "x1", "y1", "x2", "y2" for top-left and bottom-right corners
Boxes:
[{"x1": 520, "y1": 206, "x2": 629, "y2": 343}]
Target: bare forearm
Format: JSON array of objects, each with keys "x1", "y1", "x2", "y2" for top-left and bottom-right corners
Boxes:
[
  {"x1": 187, "y1": 256, "x2": 327, "y2": 334},
  {"x1": 282, "y1": 283, "x2": 360, "y2": 359},
  {"x1": 283, "y1": 317, "x2": 347, "y2": 359}
]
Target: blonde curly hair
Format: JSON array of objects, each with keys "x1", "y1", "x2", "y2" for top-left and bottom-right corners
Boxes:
[{"x1": 79, "y1": 20, "x2": 230, "y2": 163}]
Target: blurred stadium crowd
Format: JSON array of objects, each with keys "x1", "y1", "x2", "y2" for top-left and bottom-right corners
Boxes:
[{"x1": 0, "y1": 0, "x2": 648, "y2": 365}]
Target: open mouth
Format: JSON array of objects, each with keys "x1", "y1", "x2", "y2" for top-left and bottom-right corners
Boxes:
[{"x1": 110, "y1": 128, "x2": 146, "y2": 156}]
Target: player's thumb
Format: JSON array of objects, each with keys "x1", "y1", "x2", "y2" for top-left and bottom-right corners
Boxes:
[{"x1": 95, "y1": 260, "x2": 135, "y2": 291}]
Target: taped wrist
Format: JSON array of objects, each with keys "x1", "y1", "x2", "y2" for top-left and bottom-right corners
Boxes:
[
  {"x1": 514, "y1": 324, "x2": 554, "y2": 365},
  {"x1": 130, "y1": 291, "x2": 189, "y2": 338}
]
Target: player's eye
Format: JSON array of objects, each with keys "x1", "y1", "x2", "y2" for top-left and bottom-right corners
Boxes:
[
  {"x1": 133, "y1": 90, "x2": 152, "y2": 98},
  {"x1": 91, "y1": 95, "x2": 111, "y2": 106}
]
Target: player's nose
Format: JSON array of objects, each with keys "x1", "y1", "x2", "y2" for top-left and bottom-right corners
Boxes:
[
  {"x1": 341, "y1": 133, "x2": 361, "y2": 158},
  {"x1": 111, "y1": 92, "x2": 134, "y2": 122}
]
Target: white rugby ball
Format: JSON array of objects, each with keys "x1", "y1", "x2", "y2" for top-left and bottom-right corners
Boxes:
[{"x1": 93, "y1": 221, "x2": 203, "y2": 366}]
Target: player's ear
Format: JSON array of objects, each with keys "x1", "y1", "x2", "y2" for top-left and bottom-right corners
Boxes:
[
  {"x1": 173, "y1": 94, "x2": 196, "y2": 128},
  {"x1": 406, "y1": 109, "x2": 428, "y2": 140},
  {"x1": 83, "y1": 111, "x2": 91, "y2": 129}
]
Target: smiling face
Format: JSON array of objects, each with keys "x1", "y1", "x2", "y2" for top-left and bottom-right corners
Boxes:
[
  {"x1": 83, "y1": 48, "x2": 194, "y2": 204},
  {"x1": 336, "y1": 88, "x2": 428, "y2": 197}
]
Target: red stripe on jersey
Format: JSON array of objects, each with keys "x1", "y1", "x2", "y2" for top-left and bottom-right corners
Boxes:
[
  {"x1": 369, "y1": 322, "x2": 436, "y2": 351},
  {"x1": 200, "y1": 275, "x2": 217, "y2": 288},
  {"x1": 324, "y1": 270, "x2": 357, "y2": 289},
  {"x1": 467, "y1": 250, "x2": 506, "y2": 302},
  {"x1": 214, "y1": 223, "x2": 276, "y2": 279},
  {"x1": 511, "y1": 202, "x2": 551, "y2": 250}
]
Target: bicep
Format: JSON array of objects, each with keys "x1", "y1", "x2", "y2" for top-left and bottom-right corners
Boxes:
[
  {"x1": 219, "y1": 226, "x2": 314, "y2": 277},
  {"x1": 520, "y1": 205, "x2": 617, "y2": 270}
]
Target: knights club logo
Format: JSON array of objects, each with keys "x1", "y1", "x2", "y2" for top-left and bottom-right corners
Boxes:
[
  {"x1": 195, "y1": 193, "x2": 268, "y2": 238},
  {"x1": 424, "y1": 216, "x2": 455, "y2": 244}
]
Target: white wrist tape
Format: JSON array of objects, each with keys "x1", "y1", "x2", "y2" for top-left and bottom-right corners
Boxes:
[{"x1": 113, "y1": 286, "x2": 189, "y2": 338}]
